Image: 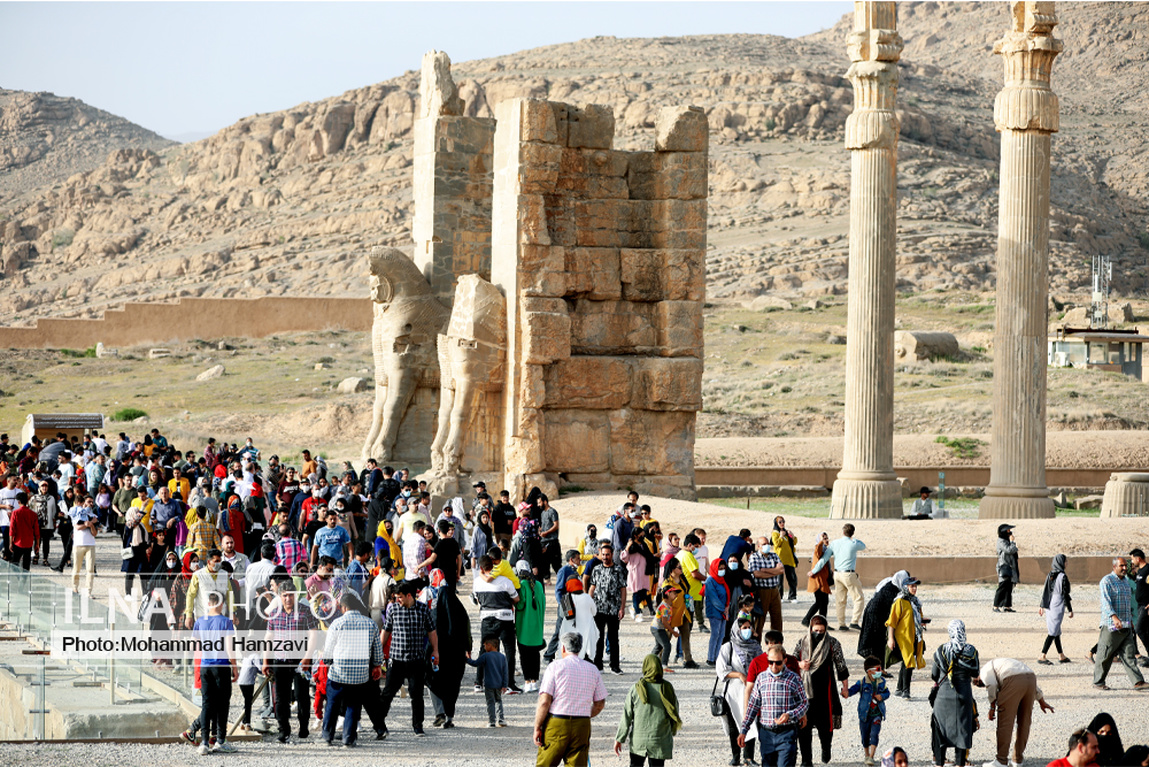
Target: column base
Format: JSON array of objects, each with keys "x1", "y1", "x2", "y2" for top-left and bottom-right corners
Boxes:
[
  {"x1": 831, "y1": 476, "x2": 903, "y2": 519},
  {"x1": 979, "y1": 489, "x2": 1055, "y2": 519}
]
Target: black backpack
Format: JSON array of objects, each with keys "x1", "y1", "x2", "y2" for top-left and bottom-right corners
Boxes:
[{"x1": 560, "y1": 591, "x2": 578, "y2": 622}]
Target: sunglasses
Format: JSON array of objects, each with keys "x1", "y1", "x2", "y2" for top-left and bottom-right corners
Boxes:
[{"x1": 767, "y1": 660, "x2": 785, "y2": 667}]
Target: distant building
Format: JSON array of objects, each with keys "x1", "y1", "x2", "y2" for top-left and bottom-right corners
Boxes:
[
  {"x1": 1047, "y1": 327, "x2": 1148, "y2": 382},
  {"x1": 20, "y1": 413, "x2": 104, "y2": 448}
]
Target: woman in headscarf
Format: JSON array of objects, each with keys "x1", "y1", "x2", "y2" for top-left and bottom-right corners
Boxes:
[
  {"x1": 930, "y1": 619, "x2": 980, "y2": 767},
  {"x1": 805, "y1": 532, "x2": 834, "y2": 628},
  {"x1": 168, "y1": 551, "x2": 199, "y2": 670},
  {"x1": 661, "y1": 558, "x2": 694, "y2": 669},
  {"x1": 772, "y1": 516, "x2": 799, "y2": 603},
  {"x1": 717, "y1": 615, "x2": 759, "y2": 766},
  {"x1": 993, "y1": 524, "x2": 1019, "y2": 612},
  {"x1": 1038, "y1": 553, "x2": 1073, "y2": 664},
  {"x1": 426, "y1": 562, "x2": 469, "y2": 728},
  {"x1": 470, "y1": 508, "x2": 493, "y2": 571},
  {"x1": 793, "y1": 614, "x2": 850, "y2": 766},
  {"x1": 1087, "y1": 713, "x2": 1124, "y2": 766},
  {"x1": 623, "y1": 527, "x2": 654, "y2": 621},
  {"x1": 578, "y1": 523, "x2": 599, "y2": 572},
  {"x1": 858, "y1": 569, "x2": 910, "y2": 661},
  {"x1": 660, "y1": 531, "x2": 681, "y2": 568},
  {"x1": 705, "y1": 558, "x2": 731, "y2": 665},
  {"x1": 885, "y1": 575, "x2": 926, "y2": 698},
  {"x1": 880, "y1": 747, "x2": 909, "y2": 767},
  {"x1": 614, "y1": 654, "x2": 681, "y2": 767},
  {"x1": 373, "y1": 517, "x2": 404, "y2": 579},
  {"x1": 509, "y1": 516, "x2": 542, "y2": 577},
  {"x1": 121, "y1": 499, "x2": 150, "y2": 596},
  {"x1": 145, "y1": 548, "x2": 182, "y2": 668},
  {"x1": 514, "y1": 559, "x2": 547, "y2": 692}
]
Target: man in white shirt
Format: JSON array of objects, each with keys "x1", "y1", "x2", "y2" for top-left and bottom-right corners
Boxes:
[
  {"x1": 977, "y1": 657, "x2": 1055, "y2": 767},
  {"x1": 70, "y1": 496, "x2": 100, "y2": 594}
]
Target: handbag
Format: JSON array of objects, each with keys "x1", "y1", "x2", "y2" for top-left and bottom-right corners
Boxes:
[
  {"x1": 710, "y1": 676, "x2": 729, "y2": 717},
  {"x1": 121, "y1": 546, "x2": 134, "y2": 560}
]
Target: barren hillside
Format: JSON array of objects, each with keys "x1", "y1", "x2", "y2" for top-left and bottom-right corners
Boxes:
[{"x1": 0, "y1": 2, "x2": 1146, "y2": 327}]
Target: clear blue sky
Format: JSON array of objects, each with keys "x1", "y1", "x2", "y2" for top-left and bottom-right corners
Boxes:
[{"x1": 0, "y1": 2, "x2": 850, "y2": 141}]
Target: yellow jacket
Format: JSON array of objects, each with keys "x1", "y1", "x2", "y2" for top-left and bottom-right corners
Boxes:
[
  {"x1": 492, "y1": 558, "x2": 521, "y2": 589},
  {"x1": 771, "y1": 530, "x2": 798, "y2": 568},
  {"x1": 885, "y1": 598, "x2": 926, "y2": 669}
]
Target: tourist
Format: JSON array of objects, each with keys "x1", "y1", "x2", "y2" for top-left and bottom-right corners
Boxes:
[
  {"x1": 650, "y1": 585, "x2": 679, "y2": 668},
  {"x1": 882, "y1": 747, "x2": 909, "y2": 767},
  {"x1": 428, "y1": 562, "x2": 469, "y2": 729},
  {"x1": 808, "y1": 523, "x2": 867, "y2": 631},
  {"x1": 558, "y1": 578, "x2": 599, "y2": 661},
  {"x1": 7, "y1": 492, "x2": 39, "y2": 570},
  {"x1": 659, "y1": 559, "x2": 693, "y2": 669},
  {"x1": 675, "y1": 534, "x2": 705, "y2": 667},
  {"x1": 466, "y1": 636, "x2": 509, "y2": 727},
  {"x1": 321, "y1": 592, "x2": 383, "y2": 747},
  {"x1": 377, "y1": 579, "x2": 439, "y2": 737},
  {"x1": 263, "y1": 574, "x2": 319, "y2": 741},
  {"x1": 274, "y1": 524, "x2": 306, "y2": 572},
  {"x1": 930, "y1": 619, "x2": 981, "y2": 767},
  {"x1": 772, "y1": 516, "x2": 799, "y2": 602},
  {"x1": 121, "y1": 498, "x2": 150, "y2": 595},
  {"x1": 705, "y1": 558, "x2": 732, "y2": 665},
  {"x1": 70, "y1": 495, "x2": 100, "y2": 594},
  {"x1": 515, "y1": 558, "x2": 546, "y2": 692},
  {"x1": 885, "y1": 574, "x2": 926, "y2": 698},
  {"x1": 804, "y1": 533, "x2": 834, "y2": 628},
  {"x1": 623, "y1": 527, "x2": 655, "y2": 621},
  {"x1": 470, "y1": 509, "x2": 493, "y2": 571},
  {"x1": 1130, "y1": 548, "x2": 1149, "y2": 668},
  {"x1": 544, "y1": 549, "x2": 582, "y2": 662},
  {"x1": 793, "y1": 615, "x2": 849, "y2": 767},
  {"x1": 1093, "y1": 556, "x2": 1148, "y2": 690},
  {"x1": 717, "y1": 615, "x2": 760, "y2": 766},
  {"x1": 993, "y1": 524, "x2": 1019, "y2": 612},
  {"x1": 846, "y1": 656, "x2": 890, "y2": 766},
  {"x1": 491, "y1": 491, "x2": 515, "y2": 551},
  {"x1": 578, "y1": 523, "x2": 599, "y2": 570},
  {"x1": 534, "y1": 632, "x2": 608, "y2": 767},
  {"x1": 749, "y1": 535, "x2": 784, "y2": 635},
  {"x1": 614, "y1": 654, "x2": 681, "y2": 766},
  {"x1": 473, "y1": 554, "x2": 521, "y2": 692},
  {"x1": 1038, "y1": 554, "x2": 1073, "y2": 664},
  {"x1": 192, "y1": 590, "x2": 238, "y2": 754},
  {"x1": 1086, "y1": 713, "x2": 1124, "y2": 766},
  {"x1": 310, "y1": 509, "x2": 351, "y2": 568},
  {"x1": 1046, "y1": 728, "x2": 1101, "y2": 767},
  {"x1": 186, "y1": 505, "x2": 221, "y2": 561},
  {"x1": 29, "y1": 480, "x2": 57, "y2": 566},
  {"x1": 183, "y1": 548, "x2": 233, "y2": 628},
  {"x1": 589, "y1": 540, "x2": 628, "y2": 675},
  {"x1": 538, "y1": 494, "x2": 561, "y2": 577},
  {"x1": 738, "y1": 645, "x2": 808, "y2": 767},
  {"x1": 977, "y1": 657, "x2": 1055, "y2": 767},
  {"x1": 368, "y1": 556, "x2": 397, "y2": 628},
  {"x1": 402, "y1": 519, "x2": 432, "y2": 586},
  {"x1": 905, "y1": 487, "x2": 939, "y2": 520}
]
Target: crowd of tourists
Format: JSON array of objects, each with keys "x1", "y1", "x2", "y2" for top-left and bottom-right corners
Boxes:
[{"x1": 0, "y1": 430, "x2": 1147, "y2": 765}]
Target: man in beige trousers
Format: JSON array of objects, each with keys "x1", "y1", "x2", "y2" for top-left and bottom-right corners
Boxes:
[
  {"x1": 808, "y1": 523, "x2": 867, "y2": 630},
  {"x1": 977, "y1": 657, "x2": 1054, "y2": 767}
]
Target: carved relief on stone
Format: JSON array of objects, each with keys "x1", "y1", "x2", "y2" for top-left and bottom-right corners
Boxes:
[
  {"x1": 361, "y1": 246, "x2": 450, "y2": 462},
  {"x1": 429, "y1": 274, "x2": 507, "y2": 477}
]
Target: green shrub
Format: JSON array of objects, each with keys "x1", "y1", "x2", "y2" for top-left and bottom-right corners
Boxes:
[
  {"x1": 934, "y1": 435, "x2": 985, "y2": 459},
  {"x1": 59, "y1": 347, "x2": 97, "y2": 358},
  {"x1": 52, "y1": 228, "x2": 74, "y2": 249},
  {"x1": 112, "y1": 407, "x2": 148, "y2": 421},
  {"x1": 1139, "y1": 231, "x2": 1149, "y2": 249}
]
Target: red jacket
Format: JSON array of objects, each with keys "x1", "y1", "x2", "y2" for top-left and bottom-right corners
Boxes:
[{"x1": 9, "y1": 505, "x2": 41, "y2": 549}]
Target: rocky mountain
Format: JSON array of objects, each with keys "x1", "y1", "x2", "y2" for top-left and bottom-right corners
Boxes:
[
  {"x1": 0, "y1": 2, "x2": 1146, "y2": 326},
  {"x1": 0, "y1": 88, "x2": 174, "y2": 198}
]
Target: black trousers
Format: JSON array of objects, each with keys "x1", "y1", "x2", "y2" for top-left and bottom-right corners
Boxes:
[
  {"x1": 543, "y1": 608, "x2": 564, "y2": 661},
  {"x1": 200, "y1": 666, "x2": 232, "y2": 745},
  {"x1": 594, "y1": 613, "x2": 621, "y2": 672},
  {"x1": 797, "y1": 717, "x2": 834, "y2": 765},
  {"x1": 273, "y1": 665, "x2": 311, "y2": 736},
  {"x1": 993, "y1": 580, "x2": 1014, "y2": 609},
  {"x1": 240, "y1": 683, "x2": 255, "y2": 725},
  {"x1": 378, "y1": 659, "x2": 426, "y2": 730},
  {"x1": 55, "y1": 525, "x2": 73, "y2": 568},
  {"x1": 1135, "y1": 604, "x2": 1149, "y2": 658},
  {"x1": 541, "y1": 540, "x2": 561, "y2": 576},
  {"x1": 783, "y1": 565, "x2": 798, "y2": 599},
  {"x1": 896, "y1": 665, "x2": 913, "y2": 695},
  {"x1": 38, "y1": 529, "x2": 52, "y2": 562},
  {"x1": 11, "y1": 545, "x2": 32, "y2": 570},
  {"x1": 804, "y1": 591, "x2": 829, "y2": 624},
  {"x1": 724, "y1": 708, "x2": 757, "y2": 761},
  {"x1": 478, "y1": 616, "x2": 517, "y2": 686},
  {"x1": 520, "y1": 643, "x2": 542, "y2": 680}
]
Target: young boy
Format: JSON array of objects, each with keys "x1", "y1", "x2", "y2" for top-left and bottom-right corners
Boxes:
[
  {"x1": 466, "y1": 637, "x2": 508, "y2": 727},
  {"x1": 651, "y1": 587, "x2": 680, "y2": 669},
  {"x1": 346, "y1": 541, "x2": 373, "y2": 599},
  {"x1": 192, "y1": 590, "x2": 239, "y2": 754},
  {"x1": 693, "y1": 528, "x2": 709, "y2": 632},
  {"x1": 846, "y1": 656, "x2": 890, "y2": 766}
]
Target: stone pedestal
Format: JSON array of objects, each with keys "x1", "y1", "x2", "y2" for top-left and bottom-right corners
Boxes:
[
  {"x1": 1100, "y1": 473, "x2": 1149, "y2": 518},
  {"x1": 831, "y1": 2, "x2": 903, "y2": 519},
  {"x1": 980, "y1": 2, "x2": 1061, "y2": 520}
]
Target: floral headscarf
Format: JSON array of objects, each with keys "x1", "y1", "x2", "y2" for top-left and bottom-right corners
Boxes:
[{"x1": 946, "y1": 619, "x2": 967, "y2": 654}]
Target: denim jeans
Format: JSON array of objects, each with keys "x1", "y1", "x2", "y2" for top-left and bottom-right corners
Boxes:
[
  {"x1": 650, "y1": 625, "x2": 671, "y2": 665},
  {"x1": 759, "y1": 725, "x2": 798, "y2": 767}
]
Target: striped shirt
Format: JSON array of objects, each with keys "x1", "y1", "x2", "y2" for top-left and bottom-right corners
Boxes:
[
  {"x1": 741, "y1": 667, "x2": 809, "y2": 734},
  {"x1": 539, "y1": 654, "x2": 608, "y2": 717},
  {"x1": 1099, "y1": 572, "x2": 1135, "y2": 630},
  {"x1": 323, "y1": 610, "x2": 384, "y2": 685},
  {"x1": 276, "y1": 537, "x2": 307, "y2": 572}
]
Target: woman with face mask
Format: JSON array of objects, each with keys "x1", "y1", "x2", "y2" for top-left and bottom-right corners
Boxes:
[
  {"x1": 929, "y1": 619, "x2": 981, "y2": 767},
  {"x1": 805, "y1": 532, "x2": 834, "y2": 628},
  {"x1": 1087, "y1": 713, "x2": 1124, "y2": 766},
  {"x1": 167, "y1": 551, "x2": 199, "y2": 669},
  {"x1": 145, "y1": 549, "x2": 182, "y2": 667},
  {"x1": 470, "y1": 510, "x2": 493, "y2": 572},
  {"x1": 578, "y1": 524, "x2": 599, "y2": 573},
  {"x1": 885, "y1": 575, "x2": 926, "y2": 698},
  {"x1": 717, "y1": 616, "x2": 760, "y2": 765},
  {"x1": 794, "y1": 615, "x2": 850, "y2": 766},
  {"x1": 705, "y1": 559, "x2": 731, "y2": 665}
]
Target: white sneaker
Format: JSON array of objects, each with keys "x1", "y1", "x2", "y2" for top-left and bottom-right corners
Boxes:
[
  {"x1": 198, "y1": 743, "x2": 210, "y2": 756},
  {"x1": 634, "y1": 614, "x2": 645, "y2": 622}
]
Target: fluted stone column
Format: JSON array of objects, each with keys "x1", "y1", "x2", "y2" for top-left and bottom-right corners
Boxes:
[
  {"x1": 831, "y1": 2, "x2": 903, "y2": 519},
  {"x1": 980, "y1": 2, "x2": 1061, "y2": 520}
]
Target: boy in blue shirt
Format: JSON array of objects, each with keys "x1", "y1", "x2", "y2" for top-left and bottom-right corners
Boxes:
[
  {"x1": 346, "y1": 541, "x2": 373, "y2": 599},
  {"x1": 192, "y1": 590, "x2": 239, "y2": 754},
  {"x1": 465, "y1": 636, "x2": 508, "y2": 727},
  {"x1": 846, "y1": 656, "x2": 890, "y2": 766}
]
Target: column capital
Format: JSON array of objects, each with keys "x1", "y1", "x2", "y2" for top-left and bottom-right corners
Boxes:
[{"x1": 993, "y1": 1, "x2": 1062, "y2": 133}]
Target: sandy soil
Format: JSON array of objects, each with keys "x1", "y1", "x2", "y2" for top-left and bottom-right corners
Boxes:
[{"x1": 696, "y1": 431, "x2": 1149, "y2": 469}]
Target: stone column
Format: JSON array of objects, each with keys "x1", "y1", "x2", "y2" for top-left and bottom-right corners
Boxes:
[
  {"x1": 980, "y1": 2, "x2": 1061, "y2": 520},
  {"x1": 831, "y1": 2, "x2": 903, "y2": 519}
]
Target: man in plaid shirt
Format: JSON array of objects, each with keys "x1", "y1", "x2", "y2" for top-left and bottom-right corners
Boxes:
[
  {"x1": 1094, "y1": 557, "x2": 1148, "y2": 690},
  {"x1": 377, "y1": 580, "x2": 439, "y2": 736},
  {"x1": 749, "y1": 535, "x2": 785, "y2": 635},
  {"x1": 275, "y1": 525, "x2": 307, "y2": 573},
  {"x1": 262, "y1": 576, "x2": 320, "y2": 742},
  {"x1": 739, "y1": 646, "x2": 808, "y2": 767},
  {"x1": 322, "y1": 592, "x2": 384, "y2": 746}
]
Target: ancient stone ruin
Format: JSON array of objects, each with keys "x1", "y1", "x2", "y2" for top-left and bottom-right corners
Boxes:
[{"x1": 366, "y1": 52, "x2": 708, "y2": 501}]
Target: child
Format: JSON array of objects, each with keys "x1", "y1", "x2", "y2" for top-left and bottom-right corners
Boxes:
[
  {"x1": 465, "y1": 637, "x2": 508, "y2": 727},
  {"x1": 237, "y1": 651, "x2": 262, "y2": 731},
  {"x1": 847, "y1": 656, "x2": 890, "y2": 766},
  {"x1": 346, "y1": 541, "x2": 373, "y2": 599},
  {"x1": 191, "y1": 590, "x2": 238, "y2": 754},
  {"x1": 651, "y1": 587, "x2": 680, "y2": 669}
]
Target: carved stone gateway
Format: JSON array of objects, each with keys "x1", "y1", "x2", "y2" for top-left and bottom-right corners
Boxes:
[
  {"x1": 361, "y1": 247, "x2": 449, "y2": 463},
  {"x1": 979, "y1": 1, "x2": 1061, "y2": 520},
  {"x1": 491, "y1": 99, "x2": 708, "y2": 502}
]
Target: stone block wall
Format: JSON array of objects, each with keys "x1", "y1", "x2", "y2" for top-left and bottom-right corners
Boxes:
[
  {"x1": 492, "y1": 98, "x2": 707, "y2": 501},
  {"x1": 412, "y1": 51, "x2": 496, "y2": 306}
]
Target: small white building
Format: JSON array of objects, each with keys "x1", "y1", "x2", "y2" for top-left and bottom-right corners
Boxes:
[
  {"x1": 20, "y1": 413, "x2": 105, "y2": 447},
  {"x1": 1047, "y1": 327, "x2": 1148, "y2": 382}
]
